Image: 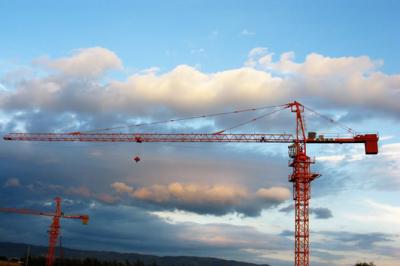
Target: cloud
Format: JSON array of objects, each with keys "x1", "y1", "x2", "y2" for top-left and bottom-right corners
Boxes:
[
  {"x1": 316, "y1": 142, "x2": 400, "y2": 192},
  {"x1": 190, "y1": 48, "x2": 205, "y2": 54},
  {"x1": 279, "y1": 229, "x2": 294, "y2": 237},
  {"x1": 240, "y1": 29, "x2": 256, "y2": 36},
  {"x1": 245, "y1": 48, "x2": 400, "y2": 116},
  {"x1": 279, "y1": 204, "x2": 333, "y2": 219},
  {"x1": 95, "y1": 193, "x2": 119, "y2": 204},
  {"x1": 316, "y1": 155, "x2": 345, "y2": 163},
  {"x1": 280, "y1": 229, "x2": 400, "y2": 264},
  {"x1": 65, "y1": 186, "x2": 91, "y2": 197},
  {"x1": 381, "y1": 142, "x2": 400, "y2": 160},
  {"x1": 0, "y1": 63, "x2": 285, "y2": 122},
  {"x1": 1, "y1": 46, "x2": 399, "y2": 137},
  {"x1": 111, "y1": 182, "x2": 134, "y2": 194},
  {"x1": 279, "y1": 204, "x2": 294, "y2": 213},
  {"x1": 3, "y1": 178, "x2": 20, "y2": 188},
  {"x1": 34, "y1": 47, "x2": 123, "y2": 78},
  {"x1": 255, "y1": 187, "x2": 290, "y2": 202},
  {"x1": 347, "y1": 200, "x2": 400, "y2": 228},
  {"x1": 112, "y1": 182, "x2": 290, "y2": 216},
  {"x1": 318, "y1": 231, "x2": 395, "y2": 249},
  {"x1": 310, "y1": 207, "x2": 333, "y2": 219}
]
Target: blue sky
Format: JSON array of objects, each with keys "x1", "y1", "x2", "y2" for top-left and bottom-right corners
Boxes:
[
  {"x1": 2, "y1": 1, "x2": 400, "y2": 73},
  {"x1": 0, "y1": 1, "x2": 400, "y2": 266}
]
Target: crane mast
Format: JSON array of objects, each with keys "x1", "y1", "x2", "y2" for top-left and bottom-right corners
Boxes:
[
  {"x1": 47, "y1": 197, "x2": 62, "y2": 266},
  {"x1": 288, "y1": 102, "x2": 319, "y2": 266},
  {"x1": 3, "y1": 101, "x2": 378, "y2": 266},
  {"x1": 0, "y1": 197, "x2": 89, "y2": 266}
]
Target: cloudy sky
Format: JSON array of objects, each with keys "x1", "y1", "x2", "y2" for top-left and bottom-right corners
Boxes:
[{"x1": 0, "y1": 1, "x2": 399, "y2": 266}]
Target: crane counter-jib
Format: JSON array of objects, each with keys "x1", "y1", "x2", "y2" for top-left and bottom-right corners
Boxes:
[
  {"x1": 306, "y1": 133, "x2": 379, "y2": 154},
  {"x1": 3, "y1": 132, "x2": 379, "y2": 154}
]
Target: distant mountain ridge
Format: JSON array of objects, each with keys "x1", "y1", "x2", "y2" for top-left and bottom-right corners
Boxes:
[{"x1": 0, "y1": 242, "x2": 270, "y2": 266}]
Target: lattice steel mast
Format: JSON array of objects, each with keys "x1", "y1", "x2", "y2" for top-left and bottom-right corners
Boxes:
[{"x1": 0, "y1": 197, "x2": 89, "y2": 266}]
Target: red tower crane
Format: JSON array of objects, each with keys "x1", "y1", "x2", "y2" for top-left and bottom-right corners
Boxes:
[
  {"x1": 3, "y1": 101, "x2": 378, "y2": 266},
  {"x1": 0, "y1": 197, "x2": 89, "y2": 266}
]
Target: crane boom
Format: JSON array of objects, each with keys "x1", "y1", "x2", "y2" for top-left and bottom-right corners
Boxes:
[
  {"x1": 0, "y1": 208, "x2": 56, "y2": 217},
  {"x1": 4, "y1": 132, "x2": 379, "y2": 154},
  {"x1": 0, "y1": 207, "x2": 88, "y2": 221}
]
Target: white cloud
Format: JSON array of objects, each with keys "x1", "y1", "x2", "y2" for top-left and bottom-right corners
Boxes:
[
  {"x1": 256, "y1": 187, "x2": 291, "y2": 202},
  {"x1": 381, "y1": 142, "x2": 400, "y2": 160},
  {"x1": 369, "y1": 142, "x2": 400, "y2": 188},
  {"x1": 380, "y1": 135, "x2": 395, "y2": 141},
  {"x1": 113, "y1": 182, "x2": 248, "y2": 204},
  {"x1": 2, "y1": 46, "x2": 400, "y2": 122},
  {"x1": 34, "y1": 47, "x2": 122, "y2": 78},
  {"x1": 240, "y1": 29, "x2": 256, "y2": 36},
  {"x1": 347, "y1": 199, "x2": 400, "y2": 230},
  {"x1": 111, "y1": 181, "x2": 290, "y2": 216},
  {"x1": 112, "y1": 181, "x2": 134, "y2": 194},
  {"x1": 106, "y1": 64, "x2": 284, "y2": 114},
  {"x1": 190, "y1": 48, "x2": 205, "y2": 54},
  {"x1": 139, "y1": 67, "x2": 160, "y2": 75},
  {"x1": 248, "y1": 47, "x2": 269, "y2": 58},
  {"x1": 316, "y1": 155, "x2": 346, "y2": 162}
]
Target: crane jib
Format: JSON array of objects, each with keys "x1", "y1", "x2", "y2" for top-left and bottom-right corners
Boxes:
[{"x1": 3, "y1": 133, "x2": 378, "y2": 154}]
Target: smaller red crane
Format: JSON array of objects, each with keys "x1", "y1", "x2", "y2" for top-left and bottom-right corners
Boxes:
[{"x1": 0, "y1": 197, "x2": 89, "y2": 266}]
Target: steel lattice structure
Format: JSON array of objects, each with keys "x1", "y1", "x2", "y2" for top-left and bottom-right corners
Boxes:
[
  {"x1": 0, "y1": 197, "x2": 89, "y2": 266},
  {"x1": 3, "y1": 101, "x2": 379, "y2": 266}
]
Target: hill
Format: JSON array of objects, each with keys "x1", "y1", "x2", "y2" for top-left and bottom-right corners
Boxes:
[{"x1": 0, "y1": 242, "x2": 270, "y2": 266}]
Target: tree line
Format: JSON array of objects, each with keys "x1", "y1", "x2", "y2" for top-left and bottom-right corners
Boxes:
[
  {"x1": 0, "y1": 255, "x2": 377, "y2": 266},
  {"x1": 2, "y1": 256, "x2": 158, "y2": 266}
]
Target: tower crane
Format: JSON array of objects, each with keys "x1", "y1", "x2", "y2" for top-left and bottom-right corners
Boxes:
[
  {"x1": 3, "y1": 101, "x2": 378, "y2": 266},
  {"x1": 0, "y1": 197, "x2": 89, "y2": 266}
]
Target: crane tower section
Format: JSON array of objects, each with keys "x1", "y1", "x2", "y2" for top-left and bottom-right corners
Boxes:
[{"x1": 288, "y1": 102, "x2": 319, "y2": 266}]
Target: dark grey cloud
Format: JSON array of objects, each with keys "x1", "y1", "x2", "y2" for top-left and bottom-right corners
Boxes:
[
  {"x1": 0, "y1": 201, "x2": 293, "y2": 265},
  {"x1": 279, "y1": 204, "x2": 294, "y2": 213},
  {"x1": 310, "y1": 207, "x2": 333, "y2": 219},
  {"x1": 320, "y1": 231, "x2": 394, "y2": 249},
  {"x1": 279, "y1": 230, "x2": 400, "y2": 264},
  {"x1": 310, "y1": 250, "x2": 345, "y2": 261},
  {"x1": 279, "y1": 230, "x2": 293, "y2": 237},
  {"x1": 0, "y1": 134, "x2": 291, "y2": 217},
  {"x1": 309, "y1": 230, "x2": 400, "y2": 261},
  {"x1": 278, "y1": 204, "x2": 333, "y2": 219}
]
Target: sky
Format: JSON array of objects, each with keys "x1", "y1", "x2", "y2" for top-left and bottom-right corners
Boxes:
[{"x1": 0, "y1": 1, "x2": 399, "y2": 266}]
